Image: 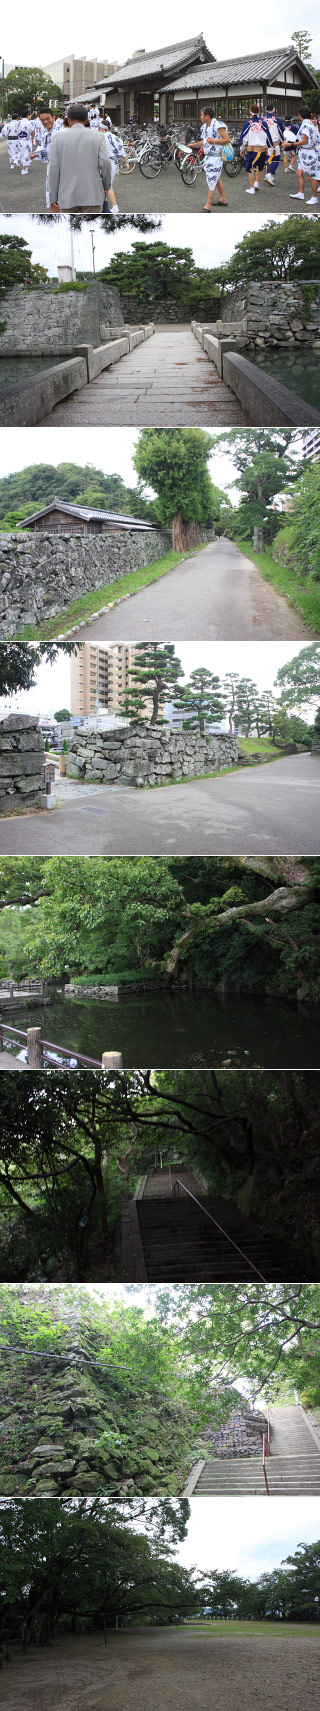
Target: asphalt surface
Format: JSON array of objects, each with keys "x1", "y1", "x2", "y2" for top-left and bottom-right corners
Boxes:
[
  {"x1": 0, "y1": 141, "x2": 318, "y2": 214},
  {"x1": 41, "y1": 325, "x2": 247, "y2": 427},
  {"x1": 75, "y1": 539, "x2": 314, "y2": 642},
  {"x1": 0, "y1": 754, "x2": 318, "y2": 856}
]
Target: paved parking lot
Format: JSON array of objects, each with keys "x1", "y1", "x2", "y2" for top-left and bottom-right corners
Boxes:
[{"x1": 0, "y1": 140, "x2": 317, "y2": 214}]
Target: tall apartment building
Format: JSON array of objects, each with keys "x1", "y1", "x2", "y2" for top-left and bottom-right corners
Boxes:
[
  {"x1": 44, "y1": 56, "x2": 117, "y2": 101},
  {"x1": 71, "y1": 646, "x2": 137, "y2": 719},
  {"x1": 300, "y1": 430, "x2": 320, "y2": 462}
]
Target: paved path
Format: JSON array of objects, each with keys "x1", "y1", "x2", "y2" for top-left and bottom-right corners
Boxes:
[
  {"x1": 41, "y1": 325, "x2": 247, "y2": 427},
  {"x1": 76, "y1": 539, "x2": 313, "y2": 642},
  {"x1": 0, "y1": 138, "x2": 315, "y2": 215},
  {"x1": 0, "y1": 754, "x2": 318, "y2": 856}
]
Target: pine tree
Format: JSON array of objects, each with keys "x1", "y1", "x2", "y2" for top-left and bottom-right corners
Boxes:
[
  {"x1": 180, "y1": 669, "x2": 225, "y2": 735},
  {"x1": 118, "y1": 643, "x2": 184, "y2": 727}
]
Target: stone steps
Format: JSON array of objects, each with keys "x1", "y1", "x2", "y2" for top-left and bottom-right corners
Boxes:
[
  {"x1": 191, "y1": 1454, "x2": 320, "y2": 1496},
  {"x1": 136, "y1": 1198, "x2": 288, "y2": 1281}
]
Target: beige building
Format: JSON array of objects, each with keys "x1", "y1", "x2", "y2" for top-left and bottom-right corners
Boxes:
[
  {"x1": 44, "y1": 56, "x2": 117, "y2": 102},
  {"x1": 71, "y1": 645, "x2": 137, "y2": 718}
]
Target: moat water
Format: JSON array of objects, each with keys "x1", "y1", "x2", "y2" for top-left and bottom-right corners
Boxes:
[
  {"x1": 248, "y1": 350, "x2": 320, "y2": 411},
  {"x1": 3, "y1": 990, "x2": 319, "y2": 1070}
]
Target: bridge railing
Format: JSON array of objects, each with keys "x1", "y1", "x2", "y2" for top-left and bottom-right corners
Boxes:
[
  {"x1": 0, "y1": 1018, "x2": 122, "y2": 1071},
  {"x1": 170, "y1": 1177, "x2": 267, "y2": 1283}
]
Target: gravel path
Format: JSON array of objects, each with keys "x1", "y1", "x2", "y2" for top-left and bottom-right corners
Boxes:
[{"x1": 1, "y1": 1629, "x2": 319, "y2": 1711}]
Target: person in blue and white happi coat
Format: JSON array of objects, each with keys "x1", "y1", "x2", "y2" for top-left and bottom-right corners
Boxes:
[
  {"x1": 200, "y1": 107, "x2": 229, "y2": 209},
  {"x1": 1, "y1": 117, "x2": 20, "y2": 168},
  {"x1": 239, "y1": 110, "x2": 272, "y2": 193},
  {"x1": 17, "y1": 114, "x2": 34, "y2": 174},
  {"x1": 289, "y1": 105, "x2": 319, "y2": 202},
  {"x1": 264, "y1": 109, "x2": 285, "y2": 184},
  {"x1": 305, "y1": 107, "x2": 320, "y2": 205},
  {"x1": 101, "y1": 116, "x2": 130, "y2": 214}
]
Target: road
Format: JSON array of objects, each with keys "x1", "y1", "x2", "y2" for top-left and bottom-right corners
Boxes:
[
  {"x1": 75, "y1": 539, "x2": 314, "y2": 642},
  {"x1": 0, "y1": 139, "x2": 315, "y2": 215},
  {"x1": 0, "y1": 754, "x2": 318, "y2": 856},
  {"x1": 41, "y1": 325, "x2": 246, "y2": 427}
]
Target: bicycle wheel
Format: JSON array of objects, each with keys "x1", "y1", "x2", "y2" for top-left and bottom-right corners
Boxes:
[
  {"x1": 119, "y1": 149, "x2": 136, "y2": 173},
  {"x1": 224, "y1": 151, "x2": 243, "y2": 177},
  {"x1": 139, "y1": 149, "x2": 162, "y2": 178},
  {"x1": 181, "y1": 157, "x2": 198, "y2": 186}
]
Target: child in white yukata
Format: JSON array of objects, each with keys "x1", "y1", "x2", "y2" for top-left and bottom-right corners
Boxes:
[
  {"x1": 290, "y1": 105, "x2": 319, "y2": 202},
  {"x1": 200, "y1": 107, "x2": 229, "y2": 209},
  {"x1": 1, "y1": 118, "x2": 20, "y2": 168}
]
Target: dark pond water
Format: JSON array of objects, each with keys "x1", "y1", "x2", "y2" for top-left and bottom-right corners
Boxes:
[
  {"x1": 248, "y1": 349, "x2": 320, "y2": 411},
  {"x1": 2, "y1": 991, "x2": 319, "y2": 1069},
  {"x1": 0, "y1": 357, "x2": 63, "y2": 392}
]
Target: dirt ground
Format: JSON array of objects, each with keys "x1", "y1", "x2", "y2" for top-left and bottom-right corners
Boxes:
[{"x1": 1, "y1": 1627, "x2": 320, "y2": 1711}]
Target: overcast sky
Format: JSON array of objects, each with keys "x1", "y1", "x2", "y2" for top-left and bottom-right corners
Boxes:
[
  {"x1": 0, "y1": 642, "x2": 304, "y2": 720},
  {"x1": 2, "y1": 212, "x2": 288, "y2": 276},
  {"x1": 177, "y1": 1496, "x2": 320, "y2": 1579},
  {"x1": 0, "y1": 425, "x2": 242, "y2": 498},
  {"x1": 2, "y1": 8, "x2": 320, "y2": 74}
]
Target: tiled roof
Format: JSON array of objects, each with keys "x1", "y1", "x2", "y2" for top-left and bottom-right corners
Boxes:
[
  {"x1": 161, "y1": 45, "x2": 318, "y2": 91},
  {"x1": 19, "y1": 499, "x2": 156, "y2": 529},
  {"x1": 102, "y1": 35, "x2": 214, "y2": 88}
]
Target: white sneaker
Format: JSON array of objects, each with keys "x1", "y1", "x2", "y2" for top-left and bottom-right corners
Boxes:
[
  {"x1": 306, "y1": 196, "x2": 318, "y2": 204},
  {"x1": 265, "y1": 173, "x2": 274, "y2": 183},
  {"x1": 289, "y1": 191, "x2": 304, "y2": 199},
  {"x1": 254, "y1": 182, "x2": 259, "y2": 190},
  {"x1": 21, "y1": 168, "x2": 28, "y2": 175},
  {"x1": 111, "y1": 204, "x2": 119, "y2": 215},
  {"x1": 245, "y1": 186, "x2": 255, "y2": 194},
  {"x1": 288, "y1": 163, "x2": 295, "y2": 171}
]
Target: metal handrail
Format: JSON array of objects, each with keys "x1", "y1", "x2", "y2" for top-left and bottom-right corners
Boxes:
[
  {"x1": 172, "y1": 1178, "x2": 267, "y2": 1283},
  {"x1": 1, "y1": 1021, "x2": 101, "y2": 1068},
  {"x1": 262, "y1": 1429, "x2": 271, "y2": 1494}
]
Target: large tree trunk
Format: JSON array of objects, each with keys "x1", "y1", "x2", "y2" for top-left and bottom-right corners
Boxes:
[{"x1": 172, "y1": 514, "x2": 202, "y2": 552}]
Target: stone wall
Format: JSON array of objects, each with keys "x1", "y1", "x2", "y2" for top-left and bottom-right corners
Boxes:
[
  {"x1": 120, "y1": 292, "x2": 221, "y2": 323},
  {"x1": 201, "y1": 1399, "x2": 267, "y2": 1459},
  {"x1": 0, "y1": 715, "x2": 45, "y2": 812},
  {"x1": 0, "y1": 282, "x2": 123, "y2": 354},
  {"x1": 0, "y1": 528, "x2": 170, "y2": 637},
  {"x1": 221, "y1": 282, "x2": 320, "y2": 348},
  {"x1": 66, "y1": 722, "x2": 238, "y2": 787}
]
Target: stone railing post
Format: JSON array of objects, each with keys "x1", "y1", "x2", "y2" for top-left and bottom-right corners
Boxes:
[
  {"x1": 101, "y1": 1051, "x2": 123, "y2": 1070},
  {"x1": 27, "y1": 1027, "x2": 44, "y2": 1068}
]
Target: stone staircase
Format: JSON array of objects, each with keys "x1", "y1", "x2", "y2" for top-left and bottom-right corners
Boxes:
[
  {"x1": 135, "y1": 1189, "x2": 290, "y2": 1282},
  {"x1": 185, "y1": 1407, "x2": 320, "y2": 1496}
]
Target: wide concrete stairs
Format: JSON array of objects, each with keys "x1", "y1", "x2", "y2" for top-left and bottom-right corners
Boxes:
[
  {"x1": 187, "y1": 1407, "x2": 320, "y2": 1497},
  {"x1": 127, "y1": 1173, "x2": 294, "y2": 1282}
]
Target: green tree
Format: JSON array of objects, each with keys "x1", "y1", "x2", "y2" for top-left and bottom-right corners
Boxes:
[
  {"x1": 54, "y1": 708, "x2": 70, "y2": 722},
  {"x1": 291, "y1": 30, "x2": 313, "y2": 64},
  {"x1": 119, "y1": 643, "x2": 184, "y2": 726},
  {"x1": 104, "y1": 241, "x2": 221, "y2": 314},
  {"x1": 224, "y1": 218, "x2": 320, "y2": 281},
  {"x1": 0, "y1": 234, "x2": 47, "y2": 299},
  {"x1": 181, "y1": 669, "x2": 225, "y2": 735},
  {"x1": 134, "y1": 428, "x2": 221, "y2": 549},
  {"x1": 0, "y1": 643, "x2": 76, "y2": 698},
  {"x1": 4, "y1": 67, "x2": 62, "y2": 114},
  {"x1": 275, "y1": 644, "x2": 320, "y2": 712},
  {"x1": 273, "y1": 459, "x2": 320, "y2": 581},
  {"x1": 217, "y1": 434, "x2": 299, "y2": 546},
  {"x1": 0, "y1": 461, "x2": 154, "y2": 528}
]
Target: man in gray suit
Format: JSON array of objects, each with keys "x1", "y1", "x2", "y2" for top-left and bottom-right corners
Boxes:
[{"x1": 48, "y1": 103, "x2": 111, "y2": 211}]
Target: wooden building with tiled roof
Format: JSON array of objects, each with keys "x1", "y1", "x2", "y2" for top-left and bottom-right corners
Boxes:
[
  {"x1": 160, "y1": 44, "x2": 319, "y2": 125},
  {"x1": 83, "y1": 34, "x2": 214, "y2": 126}
]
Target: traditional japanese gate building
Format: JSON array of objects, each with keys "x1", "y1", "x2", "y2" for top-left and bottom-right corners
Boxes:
[{"x1": 83, "y1": 33, "x2": 214, "y2": 126}]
